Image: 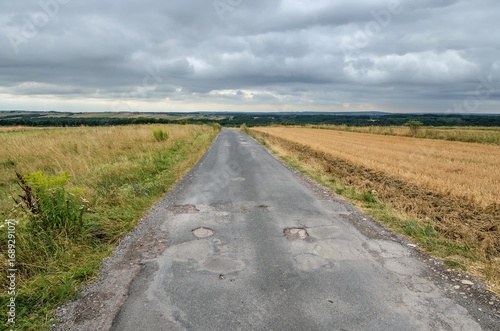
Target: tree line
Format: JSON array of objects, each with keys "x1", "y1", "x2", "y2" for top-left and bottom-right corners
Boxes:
[{"x1": 0, "y1": 113, "x2": 499, "y2": 127}]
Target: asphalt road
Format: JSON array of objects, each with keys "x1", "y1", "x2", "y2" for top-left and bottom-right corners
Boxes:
[{"x1": 110, "y1": 129, "x2": 485, "y2": 331}]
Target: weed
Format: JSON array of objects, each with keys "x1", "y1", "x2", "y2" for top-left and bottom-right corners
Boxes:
[
  {"x1": 153, "y1": 128, "x2": 169, "y2": 142},
  {"x1": 444, "y1": 259, "x2": 467, "y2": 270},
  {"x1": 14, "y1": 171, "x2": 88, "y2": 233},
  {"x1": 13, "y1": 171, "x2": 38, "y2": 213},
  {"x1": 360, "y1": 191, "x2": 377, "y2": 204}
]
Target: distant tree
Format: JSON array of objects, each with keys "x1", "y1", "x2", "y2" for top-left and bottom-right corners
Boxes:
[{"x1": 405, "y1": 120, "x2": 423, "y2": 135}]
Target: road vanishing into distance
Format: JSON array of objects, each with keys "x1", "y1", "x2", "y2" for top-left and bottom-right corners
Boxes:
[{"x1": 108, "y1": 130, "x2": 489, "y2": 331}]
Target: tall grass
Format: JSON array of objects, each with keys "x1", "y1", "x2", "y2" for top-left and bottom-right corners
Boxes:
[{"x1": 0, "y1": 124, "x2": 219, "y2": 330}]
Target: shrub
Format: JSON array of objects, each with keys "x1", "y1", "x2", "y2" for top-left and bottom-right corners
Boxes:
[
  {"x1": 153, "y1": 128, "x2": 169, "y2": 141},
  {"x1": 405, "y1": 120, "x2": 423, "y2": 135}
]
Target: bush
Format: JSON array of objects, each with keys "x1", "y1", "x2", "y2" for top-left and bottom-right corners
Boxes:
[
  {"x1": 405, "y1": 120, "x2": 423, "y2": 135},
  {"x1": 153, "y1": 128, "x2": 169, "y2": 141}
]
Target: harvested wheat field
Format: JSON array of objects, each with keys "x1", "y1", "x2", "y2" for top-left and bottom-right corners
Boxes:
[
  {"x1": 251, "y1": 127, "x2": 500, "y2": 284},
  {"x1": 253, "y1": 127, "x2": 500, "y2": 207}
]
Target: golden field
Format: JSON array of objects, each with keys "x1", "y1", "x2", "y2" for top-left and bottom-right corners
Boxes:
[{"x1": 253, "y1": 127, "x2": 500, "y2": 207}]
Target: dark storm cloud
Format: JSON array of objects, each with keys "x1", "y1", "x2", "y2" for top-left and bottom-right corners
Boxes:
[{"x1": 0, "y1": 0, "x2": 499, "y2": 112}]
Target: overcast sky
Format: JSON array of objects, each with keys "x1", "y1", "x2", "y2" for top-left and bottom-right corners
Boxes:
[{"x1": 1, "y1": 0, "x2": 499, "y2": 113}]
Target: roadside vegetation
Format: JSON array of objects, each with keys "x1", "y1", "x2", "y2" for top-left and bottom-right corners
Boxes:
[
  {"x1": 248, "y1": 126, "x2": 500, "y2": 294},
  {"x1": 307, "y1": 124, "x2": 500, "y2": 145},
  {"x1": 0, "y1": 124, "x2": 220, "y2": 330}
]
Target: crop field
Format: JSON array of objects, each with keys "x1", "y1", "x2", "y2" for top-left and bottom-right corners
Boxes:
[
  {"x1": 250, "y1": 127, "x2": 500, "y2": 290},
  {"x1": 0, "y1": 124, "x2": 219, "y2": 329},
  {"x1": 254, "y1": 127, "x2": 499, "y2": 206},
  {"x1": 308, "y1": 125, "x2": 500, "y2": 145}
]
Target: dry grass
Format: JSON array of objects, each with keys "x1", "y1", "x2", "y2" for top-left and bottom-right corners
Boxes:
[
  {"x1": 251, "y1": 127, "x2": 500, "y2": 290},
  {"x1": 0, "y1": 125, "x2": 208, "y2": 215},
  {"x1": 0, "y1": 126, "x2": 55, "y2": 134}
]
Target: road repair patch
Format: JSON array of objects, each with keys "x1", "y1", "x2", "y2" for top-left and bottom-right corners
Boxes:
[
  {"x1": 192, "y1": 227, "x2": 215, "y2": 238},
  {"x1": 284, "y1": 228, "x2": 309, "y2": 240},
  {"x1": 172, "y1": 204, "x2": 199, "y2": 214}
]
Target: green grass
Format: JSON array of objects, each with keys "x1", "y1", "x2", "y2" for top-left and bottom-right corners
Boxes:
[{"x1": 152, "y1": 128, "x2": 169, "y2": 142}]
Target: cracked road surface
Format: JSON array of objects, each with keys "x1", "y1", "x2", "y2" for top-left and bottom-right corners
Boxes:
[{"x1": 109, "y1": 130, "x2": 489, "y2": 330}]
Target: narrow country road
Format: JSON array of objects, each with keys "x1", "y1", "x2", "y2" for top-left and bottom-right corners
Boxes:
[{"x1": 109, "y1": 130, "x2": 487, "y2": 330}]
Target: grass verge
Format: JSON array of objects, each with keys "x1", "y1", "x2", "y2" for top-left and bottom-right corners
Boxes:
[
  {"x1": 0, "y1": 124, "x2": 220, "y2": 330},
  {"x1": 247, "y1": 128, "x2": 499, "y2": 295}
]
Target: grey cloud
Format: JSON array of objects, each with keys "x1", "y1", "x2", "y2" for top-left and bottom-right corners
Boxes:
[{"x1": 0, "y1": 0, "x2": 499, "y2": 113}]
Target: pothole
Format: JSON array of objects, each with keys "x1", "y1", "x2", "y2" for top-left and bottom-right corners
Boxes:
[
  {"x1": 284, "y1": 228, "x2": 308, "y2": 240},
  {"x1": 192, "y1": 227, "x2": 214, "y2": 238},
  {"x1": 172, "y1": 204, "x2": 199, "y2": 214}
]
